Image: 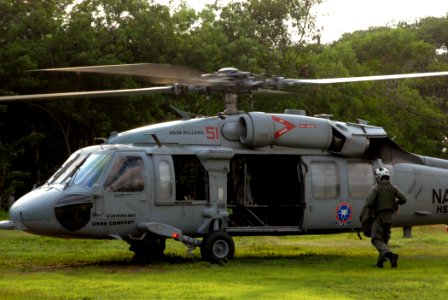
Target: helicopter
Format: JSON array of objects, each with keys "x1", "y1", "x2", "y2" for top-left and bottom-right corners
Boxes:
[{"x1": 1, "y1": 63, "x2": 448, "y2": 263}]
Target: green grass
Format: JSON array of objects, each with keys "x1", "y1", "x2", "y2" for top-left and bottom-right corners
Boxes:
[{"x1": 1, "y1": 214, "x2": 448, "y2": 299}]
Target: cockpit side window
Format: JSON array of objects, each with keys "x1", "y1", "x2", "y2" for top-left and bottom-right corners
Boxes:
[
  {"x1": 104, "y1": 156, "x2": 145, "y2": 192},
  {"x1": 72, "y1": 153, "x2": 112, "y2": 188}
]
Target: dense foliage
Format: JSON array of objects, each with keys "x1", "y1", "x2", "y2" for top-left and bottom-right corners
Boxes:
[{"x1": 1, "y1": 0, "x2": 447, "y2": 206}]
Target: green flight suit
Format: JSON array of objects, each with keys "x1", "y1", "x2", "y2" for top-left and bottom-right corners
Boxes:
[{"x1": 363, "y1": 180, "x2": 407, "y2": 260}]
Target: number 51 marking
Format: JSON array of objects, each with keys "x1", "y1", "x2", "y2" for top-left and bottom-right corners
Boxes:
[{"x1": 206, "y1": 126, "x2": 219, "y2": 140}]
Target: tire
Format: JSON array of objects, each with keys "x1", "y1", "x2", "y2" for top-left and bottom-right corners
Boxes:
[{"x1": 200, "y1": 231, "x2": 235, "y2": 264}]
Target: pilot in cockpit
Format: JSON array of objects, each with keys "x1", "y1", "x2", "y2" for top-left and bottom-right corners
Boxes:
[{"x1": 104, "y1": 156, "x2": 144, "y2": 192}]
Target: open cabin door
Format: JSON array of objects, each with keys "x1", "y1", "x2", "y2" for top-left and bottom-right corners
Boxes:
[
  {"x1": 301, "y1": 156, "x2": 375, "y2": 231},
  {"x1": 227, "y1": 155, "x2": 305, "y2": 229}
]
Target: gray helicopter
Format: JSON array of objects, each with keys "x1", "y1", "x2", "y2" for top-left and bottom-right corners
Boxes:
[{"x1": 1, "y1": 63, "x2": 448, "y2": 263}]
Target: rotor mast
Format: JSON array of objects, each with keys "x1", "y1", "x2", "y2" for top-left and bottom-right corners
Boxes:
[{"x1": 224, "y1": 93, "x2": 238, "y2": 114}]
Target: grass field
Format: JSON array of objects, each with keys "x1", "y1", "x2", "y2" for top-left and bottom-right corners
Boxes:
[{"x1": 1, "y1": 210, "x2": 448, "y2": 299}]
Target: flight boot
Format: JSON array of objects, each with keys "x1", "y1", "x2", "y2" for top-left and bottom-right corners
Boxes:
[
  {"x1": 385, "y1": 252, "x2": 399, "y2": 268},
  {"x1": 376, "y1": 257, "x2": 387, "y2": 268}
]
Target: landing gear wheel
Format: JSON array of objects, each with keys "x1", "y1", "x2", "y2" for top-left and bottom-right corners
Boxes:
[{"x1": 201, "y1": 231, "x2": 235, "y2": 264}]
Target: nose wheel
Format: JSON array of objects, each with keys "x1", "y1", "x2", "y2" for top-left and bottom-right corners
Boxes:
[{"x1": 201, "y1": 231, "x2": 235, "y2": 264}]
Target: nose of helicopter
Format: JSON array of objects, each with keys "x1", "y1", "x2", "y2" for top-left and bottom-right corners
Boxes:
[{"x1": 9, "y1": 187, "x2": 64, "y2": 235}]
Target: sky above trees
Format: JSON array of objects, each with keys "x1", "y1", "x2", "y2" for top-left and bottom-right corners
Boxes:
[{"x1": 157, "y1": 0, "x2": 448, "y2": 43}]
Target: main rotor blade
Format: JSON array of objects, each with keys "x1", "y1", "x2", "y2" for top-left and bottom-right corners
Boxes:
[
  {"x1": 284, "y1": 71, "x2": 448, "y2": 85},
  {"x1": 35, "y1": 63, "x2": 206, "y2": 85},
  {"x1": 252, "y1": 89, "x2": 292, "y2": 95},
  {"x1": 0, "y1": 86, "x2": 173, "y2": 102}
]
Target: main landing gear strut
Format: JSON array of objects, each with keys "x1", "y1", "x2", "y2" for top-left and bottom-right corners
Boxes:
[{"x1": 134, "y1": 222, "x2": 235, "y2": 263}]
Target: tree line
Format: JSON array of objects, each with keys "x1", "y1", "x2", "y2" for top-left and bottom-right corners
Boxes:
[{"x1": 1, "y1": 0, "x2": 447, "y2": 206}]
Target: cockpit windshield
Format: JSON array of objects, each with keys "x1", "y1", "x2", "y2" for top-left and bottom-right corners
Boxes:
[
  {"x1": 72, "y1": 153, "x2": 112, "y2": 188},
  {"x1": 47, "y1": 151, "x2": 89, "y2": 185}
]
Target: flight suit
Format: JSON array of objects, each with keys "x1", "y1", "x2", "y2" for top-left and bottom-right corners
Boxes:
[{"x1": 363, "y1": 180, "x2": 407, "y2": 266}]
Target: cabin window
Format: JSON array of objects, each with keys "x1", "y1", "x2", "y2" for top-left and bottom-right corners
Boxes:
[
  {"x1": 348, "y1": 162, "x2": 374, "y2": 199},
  {"x1": 159, "y1": 160, "x2": 172, "y2": 199},
  {"x1": 173, "y1": 155, "x2": 209, "y2": 201},
  {"x1": 104, "y1": 156, "x2": 145, "y2": 192},
  {"x1": 311, "y1": 161, "x2": 339, "y2": 199}
]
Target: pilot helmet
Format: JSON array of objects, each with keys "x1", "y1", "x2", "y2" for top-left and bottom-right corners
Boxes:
[{"x1": 375, "y1": 167, "x2": 389, "y2": 182}]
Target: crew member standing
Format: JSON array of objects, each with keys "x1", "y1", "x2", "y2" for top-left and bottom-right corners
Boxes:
[{"x1": 363, "y1": 167, "x2": 407, "y2": 268}]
